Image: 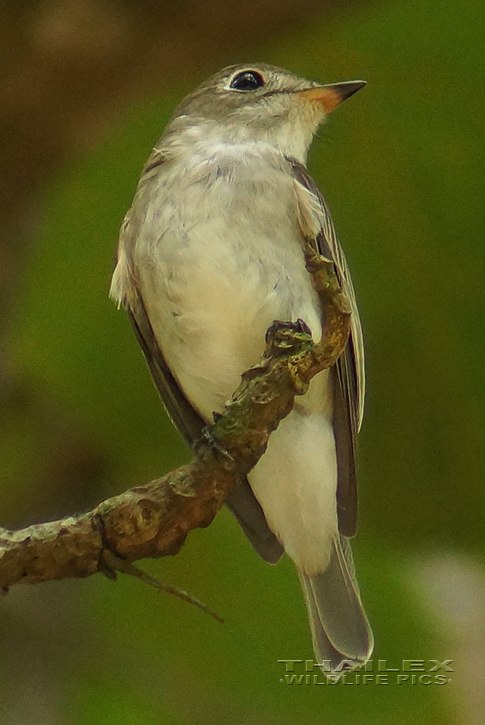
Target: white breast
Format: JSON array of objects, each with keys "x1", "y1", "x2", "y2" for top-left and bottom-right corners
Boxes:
[
  {"x1": 132, "y1": 138, "x2": 338, "y2": 573},
  {"x1": 134, "y1": 141, "x2": 323, "y2": 418}
]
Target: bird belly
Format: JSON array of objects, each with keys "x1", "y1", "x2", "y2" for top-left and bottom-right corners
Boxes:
[{"x1": 135, "y1": 152, "x2": 338, "y2": 572}]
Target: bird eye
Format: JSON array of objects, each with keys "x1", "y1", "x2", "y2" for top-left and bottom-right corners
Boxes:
[{"x1": 230, "y1": 70, "x2": 265, "y2": 91}]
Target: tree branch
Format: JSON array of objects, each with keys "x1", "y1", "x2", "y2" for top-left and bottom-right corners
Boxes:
[{"x1": 0, "y1": 245, "x2": 351, "y2": 593}]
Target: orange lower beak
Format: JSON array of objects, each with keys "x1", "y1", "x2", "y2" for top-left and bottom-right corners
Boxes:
[{"x1": 299, "y1": 80, "x2": 366, "y2": 113}]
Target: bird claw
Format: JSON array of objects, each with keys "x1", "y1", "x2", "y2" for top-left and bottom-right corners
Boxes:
[{"x1": 195, "y1": 426, "x2": 235, "y2": 470}]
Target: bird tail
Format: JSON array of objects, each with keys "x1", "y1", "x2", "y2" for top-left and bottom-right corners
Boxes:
[{"x1": 299, "y1": 536, "x2": 373, "y2": 672}]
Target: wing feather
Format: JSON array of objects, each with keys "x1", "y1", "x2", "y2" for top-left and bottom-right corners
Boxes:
[{"x1": 288, "y1": 156, "x2": 364, "y2": 537}]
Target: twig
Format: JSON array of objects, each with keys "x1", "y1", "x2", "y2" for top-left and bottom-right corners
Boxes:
[{"x1": 102, "y1": 550, "x2": 224, "y2": 623}]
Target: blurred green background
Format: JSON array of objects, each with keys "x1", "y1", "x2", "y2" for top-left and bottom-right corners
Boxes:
[{"x1": 1, "y1": 0, "x2": 484, "y2": 722}]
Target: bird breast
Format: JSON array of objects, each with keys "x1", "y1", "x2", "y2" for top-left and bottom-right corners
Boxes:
[{"x1": 133, "y1": 140, "x2": 324, "y2": 421}]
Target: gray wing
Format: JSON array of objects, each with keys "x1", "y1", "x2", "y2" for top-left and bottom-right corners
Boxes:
[
  {"x1": 287, "y1": 156, "x2": 365, "y2": 537},
  {"x1": 288, "y1": 158, "x2": 373, "y2": 668},
  {"x1": 111, "y1": 156, "x2": 284, "y2": 564},
  {"x1": 128, "y1": 292, "x2": 205, "y2": 445}
]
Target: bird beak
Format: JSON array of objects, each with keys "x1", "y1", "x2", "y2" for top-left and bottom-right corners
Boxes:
[{"x1": 299, "y1": 80, "x2": 366, "y2": 113}]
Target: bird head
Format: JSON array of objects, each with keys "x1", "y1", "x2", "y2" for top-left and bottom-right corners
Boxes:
[{"x1": 164, "y1": 63, "x2": 366, "y2": 163}]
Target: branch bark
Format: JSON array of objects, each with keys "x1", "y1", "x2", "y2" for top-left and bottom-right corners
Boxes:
[{"x1": 0, "y1": 246, "x2": 351, "y2": 592}]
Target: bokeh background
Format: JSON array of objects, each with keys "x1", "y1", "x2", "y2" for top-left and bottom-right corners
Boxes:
[{"x1": 1, "y1": 0, "x2": 484, "y2": 722}]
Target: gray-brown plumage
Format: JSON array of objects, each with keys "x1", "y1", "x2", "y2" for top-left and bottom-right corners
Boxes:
[{"x1": 110, "y1": 63, "x2": 373, "y2": 669}]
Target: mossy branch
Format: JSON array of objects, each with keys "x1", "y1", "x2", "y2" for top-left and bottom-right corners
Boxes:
[{"x1": 0, "y1": 245, "x2": 351, "y2": 594}]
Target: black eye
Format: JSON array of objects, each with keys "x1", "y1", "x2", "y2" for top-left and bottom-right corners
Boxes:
[{"x1": 230, "y1": 70, "x2": 265, "y2": 91}]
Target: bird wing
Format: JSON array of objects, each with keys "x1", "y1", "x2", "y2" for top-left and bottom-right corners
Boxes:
[
  {"x1": 288, "y1": 156, "x2": 365, "y2": 537},
  {"x1": 128, "y1": 291, "x2": 206, "y2": 444}
]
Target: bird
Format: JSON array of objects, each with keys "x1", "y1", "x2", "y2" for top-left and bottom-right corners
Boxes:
[{"x1": 110, "y1": 63, "x2": 373, "y2": 671}]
